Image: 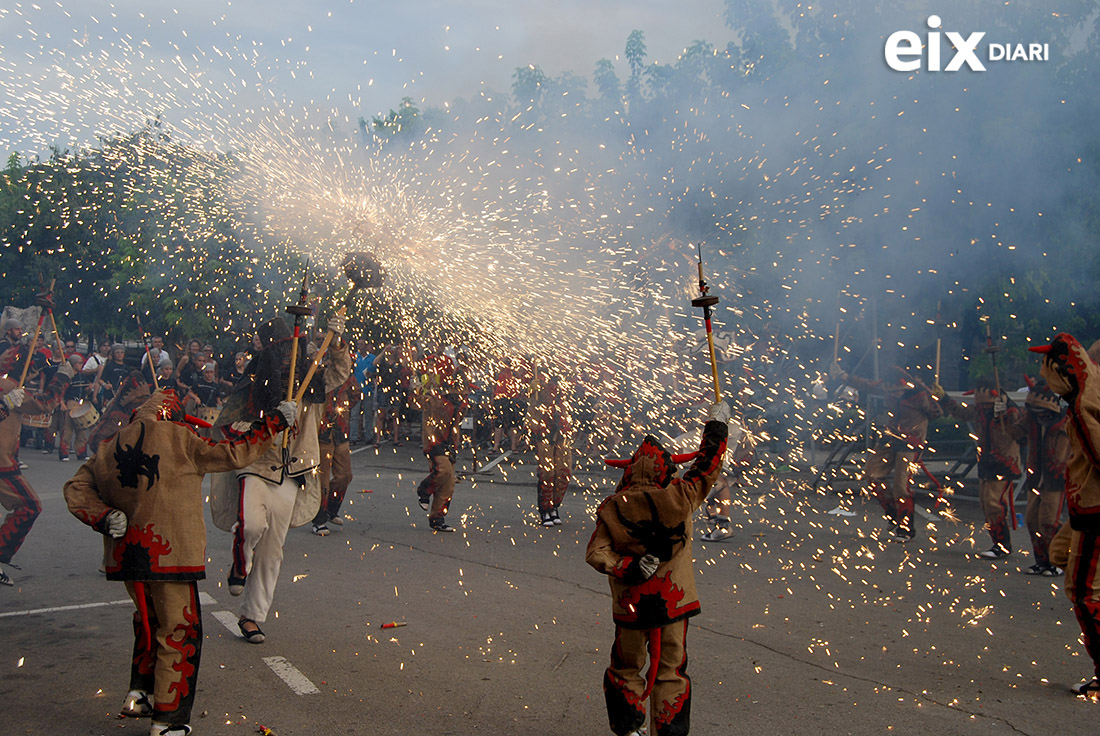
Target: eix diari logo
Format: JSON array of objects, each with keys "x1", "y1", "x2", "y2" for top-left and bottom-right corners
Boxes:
[{"x1": 885, "y1": 15, "x2": 1049, "y2": 72}]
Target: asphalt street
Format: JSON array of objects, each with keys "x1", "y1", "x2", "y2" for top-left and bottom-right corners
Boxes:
[{"x1": 2, "y1": 443, "x2": 1097, "y2": 735}]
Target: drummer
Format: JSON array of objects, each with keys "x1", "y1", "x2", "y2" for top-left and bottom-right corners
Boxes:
[
  {"x1": 184, "y1": 362, "x2": 225, "y2": 423},
  {"x1": 58, "y1": 354, "x2": 94, "y2": 462}
]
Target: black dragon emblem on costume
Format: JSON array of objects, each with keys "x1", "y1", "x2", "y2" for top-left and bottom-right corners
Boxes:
[
  {"x1": 615, "y1": 491, "x2": 686, "y2": 562},
  {"x1": 114, "y1": 422, "x2": 160, "y2": 489}
]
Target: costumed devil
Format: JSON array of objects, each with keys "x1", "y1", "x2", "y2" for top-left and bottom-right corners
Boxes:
[
  {"x1": 209, "y1": 310, "x2": 350, "y2": 644},
  {"x1": 586, "y1": 401, "x2": 728, "y2": 736},
  {"x1": 1020, "y1": 375, "x2": 1069, "y2": 576},
  {"x1": 63, "y1": 389, "x2": 295, "y2": 736},
  {"x1": 940, "y1": 376, "x2": 1027, "y2": 558},
  {"x1": 1030, "y1": 334, "x2": 1100, "y2": 696},
  {"x1": 829, "y1": 363, "x2": 943, "y2": 541},
  {"x1": 0, "y1": 317, "x2": 74, "y2": 586}
]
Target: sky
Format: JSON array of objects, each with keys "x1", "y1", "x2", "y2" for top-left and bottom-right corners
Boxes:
[{"x1": 0, "y1": 0, "x2": 729, "y2": 153}]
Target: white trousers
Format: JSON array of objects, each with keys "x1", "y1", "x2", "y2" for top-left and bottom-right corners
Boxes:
[{"x1": 233, "y1": 474, "x2": 298, "y2": 623}]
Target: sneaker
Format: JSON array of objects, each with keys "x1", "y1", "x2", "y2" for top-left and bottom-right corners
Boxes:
[
  {"x1": 121, "y1": 689, "x2": 153, "y2": 718},
  {"x1": 312, "y1": 523, "x2": 330, "y2": 536},
  {"x1": 328, "y1": 515, "x2": 344, "y2": 526},
  {"x1": 18, "y1": 461, "x2": 27, "y2": 469},
  {"x1": 550, "y1": 508, "x2": 562, "y2": 526},
  {"x1": 150, "y1": 722, "x2": 192, "y2": 735},
  {"x1": 429, "y1": 520, "x2": 456, "y2": 533},
  {"x1": 702, "y1": 527, "x2": 733, "y2": 542},
  {"x1": 1024, "y1": 564, "x2": 1046, "y2": 575},
  {"x1": 540, "y1": 511, "x2": 555, "y2": 527},
  {"x1": 827, "y1": 505, "x2": 857, "y2": 517},
  {"x1": 977, "y1": 547, "x2": 1010, "y2": 559},
  {"x1": 1072, "y1": 678, "x2": 1100, "y2": 696},
  {"x1": 40, "y1": 448, "x2": 50, "y2": 454},
  {"x1": 59, "y1": 455, "x2": 71, "y2": 462},
  {"x1": 417, "y1": 495, "x2": 431, "y2": 512},
  {"x1": 0, "y1": 569, "x2": 11, "y2": 586},
  {"x1": 1041, "y1": 565, "x2": 1064, "y2": 577},
  {"x1": 77, "y1": 454, "x2": 87, "y2": 461}
]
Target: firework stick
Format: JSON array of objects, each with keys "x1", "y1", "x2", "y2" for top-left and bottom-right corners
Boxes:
[
  {"x1": 933, "y1": 299, "x2": 942, "y2": 386},
  {"x1": 18, "y1": 278, "x2": 56, "y2": 387},
  {"x1": 983, "y1": 320, "x2": 1005, "y2": 430},
  {"x1": 17, "y1": 312, "x2": 46, "y2": 388},
  {"x1": 48, "y1": 309, "x2": 64, "y2": 361},
  {"x1": 833, "y1": 322, "x2": 841, "y2": 364},
  {"x1": 135, "y1": 313, "x2": 159, "y2": 391},
  {"x1": 691, "y1": 246, "x2": 722, "y2": 403},
  {"x1": 283, "y1": 268, "x2": 313, "y2": 447},
  {"x1": 293, "y1": 307, "x2": 346, "y2": 405},
  {"x1": 934, "y1": 338, "x2": 941, "y2": 386}
]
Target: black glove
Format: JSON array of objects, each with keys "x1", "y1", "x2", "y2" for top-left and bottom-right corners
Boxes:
[{"x1": 34, "y1": 291, "x2": 54, "y2": 310}]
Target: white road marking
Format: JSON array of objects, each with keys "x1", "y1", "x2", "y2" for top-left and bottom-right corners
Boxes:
[
  {"x1": 263, "y1": 655, "x2": 321, "y2": 695},
  {"x1": 3, "y1": 591, "x2": 217, "y2": 619},
  {"x1": 0, "y1": 597, "x2": 131, "y2": 618},
  {"x1": 211, "y1": 609, "x2": 241, "y2": 635}
]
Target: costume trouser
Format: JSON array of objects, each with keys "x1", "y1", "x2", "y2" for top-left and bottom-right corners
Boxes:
[
  {"x1": 313, "y1": 440, "x2": 352, "y2": 524},
  {"x1": 0, "y1": 466, "x2": 42, "y2": 564},
  {"x1": 58, "y1": 412, "x2": 90, "y2": 458},
  {"x1": 1066, "y1": 529, "x2": 1100, "y2": 678},
  {"x1": 417, "y1": 445, "x2": 455, "y2": 521},
  {"x1": 535, "y1": 437, "x2": 571, "y2": 513},
  {"x1": 1025, "y1": 487, "x2": 1064, "y2": 567},
  {"x1": 605, "y1": 619, "x2": 691, "y2": 736},
  {"x1": 864, "y1": 445, "x2": 916, "y2": 532},
  {"x1": 232, "y1": 475, "x2": 298, "y2": 623},
  {"x1": 125, "y1": 580, "x2": 201, "y2": 727},
  {"x1": 979, "y1": 477, "x2": 1014, "y2": 552}
]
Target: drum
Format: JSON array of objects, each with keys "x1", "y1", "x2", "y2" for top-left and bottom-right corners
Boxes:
[
  {"x1": 196, "y1": 406, "x2": 219, "y2": 425},
  {"x1": 70, "y1": 401, "x2": 101, "y2": 430},
  {"x1": 22, "y1": 412, "x2": 51, "y2": 428}
]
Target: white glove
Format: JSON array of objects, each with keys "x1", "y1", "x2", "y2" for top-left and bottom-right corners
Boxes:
[
  {"x1": 707, "y1": 401, "x2": 731, "y2": 425},
  {"x1": 2, "y1": 388, "x2": 25, "y2": 411},
  {"x1": 105, "y1": 510, "x2": 128, "y2": 539},
  {"x1": 829, "y1": 361, "x2": 844, "y2": 380},
  {"x1": 327, "y1": 313, "x2": 345, "y2": 337},
  {"x1": 638, "y1": 554, "x2": 660, "y2": 580},
  {"x1": 55, "y1": 360, "x2": 76, "y2": 379},
  {"x1": 277, "y1": 400, "x2": 298, "y2": 426},
  {"x1": 993, "y1": 396, "x2": 1007, "y2": 417}
]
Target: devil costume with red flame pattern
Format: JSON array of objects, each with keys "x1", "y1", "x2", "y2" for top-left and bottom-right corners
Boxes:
[
  {"x1": 1032, "y1": 334, "x2": 1100, "y2": 691},
  {"x1": 63, "y1": 389, "x2": 288, "y2": 729},
  {"x1": 587, "y1": 415, "x2": 727, "y2": 736}
]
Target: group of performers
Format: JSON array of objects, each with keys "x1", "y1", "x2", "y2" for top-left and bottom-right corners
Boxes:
[{"x1": 8, "y1": 275, "x2": 1100, "y2": 736}]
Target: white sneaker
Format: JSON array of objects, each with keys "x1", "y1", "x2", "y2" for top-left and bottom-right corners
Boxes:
[
  {"x1": 827, "y1": 505, "x2": 856, "y2": 517},
  {"x1": 312, "y1": 523, "x2": 330, "y2": 537},
  {"x1": 328, "y1": 515, "x2": 344, "y2": 526}
]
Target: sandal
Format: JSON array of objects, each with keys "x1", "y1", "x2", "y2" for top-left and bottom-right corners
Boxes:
[{"x1": 238, "y1": 618, "x2": 265, "y2": 644}]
